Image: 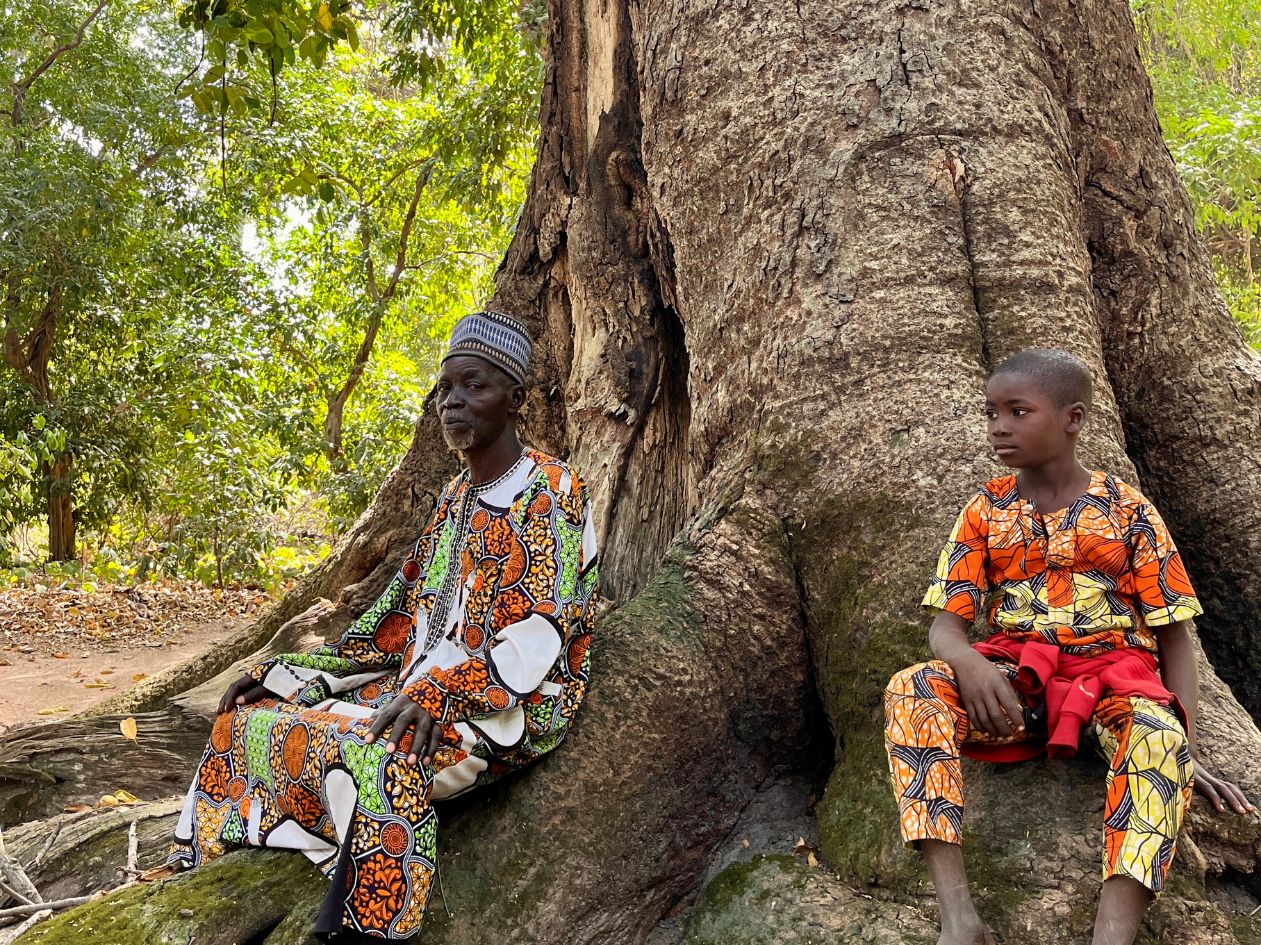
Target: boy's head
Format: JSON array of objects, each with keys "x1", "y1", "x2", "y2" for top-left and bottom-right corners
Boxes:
[{"x1": 985, "y1": 349, "x2": 1092, "y2": 469}]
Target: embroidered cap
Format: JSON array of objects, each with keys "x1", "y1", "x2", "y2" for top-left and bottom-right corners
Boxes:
[{"x1": 442, "y1": 310, "x2": 531, "y2": 385}]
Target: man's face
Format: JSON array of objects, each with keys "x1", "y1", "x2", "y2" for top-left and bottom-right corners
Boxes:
[
  {"x1": 984, "y1": 372, "x2": 1084, "y2": 469},
  {"x1": 434, "y1": 355, "x2": 522, "y2": 452}
]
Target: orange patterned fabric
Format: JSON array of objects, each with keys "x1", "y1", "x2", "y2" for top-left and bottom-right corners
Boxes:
[
  {"x1": 884, "y1": 661, "x2": 1192, "y2": 893},
  {"x1": 171, "y1": 449, "x2": 601, "y2": 941},
  {"x1": 922, "y1": 472, "x2": 1201, "y2": 656},
  {"x1": 402, "y1": 450, "x2": 598, "y2": 726}
]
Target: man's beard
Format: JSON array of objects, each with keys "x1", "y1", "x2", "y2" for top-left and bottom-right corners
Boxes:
[{"x1": 442, "y1": 425, "x2": 476, "y2": 451}]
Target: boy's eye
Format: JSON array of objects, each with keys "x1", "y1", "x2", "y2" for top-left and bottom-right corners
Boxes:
[
  {"x1": 983, "y1": 410, "x2": 997, "y2": 420},
  {"x1": 1012, "y1": 408, "x2": 1028, "y2": 416}
]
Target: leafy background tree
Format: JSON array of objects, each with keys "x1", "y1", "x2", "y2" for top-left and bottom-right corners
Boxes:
[
  {"x1": 1135, "y1": 0, "x2": 1261, "y2": 344},
  {"x1": 0, "y1": 0, "x2": 540, "y2": 585}
]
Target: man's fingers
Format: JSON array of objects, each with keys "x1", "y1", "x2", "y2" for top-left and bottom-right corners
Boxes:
[
  {"x1": 423, "y1": 720, "x2": 442, "y2": 765},
  {"x1": 406, "y1": 711, "x2": 431, "y2": 765},
  {"x1": 366, "y1": 699, "x2": 402, "y2": 743},
  {"x1": 219, "y1": 679, "x2": 245, "y2": 715},
  {"x1": 387, "y1": 706, "x2": 419, "y2": 754}
]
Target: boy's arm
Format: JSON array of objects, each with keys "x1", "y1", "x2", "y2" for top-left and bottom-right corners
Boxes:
[
  {"x1": 1157, "y1": 620, "x2": 1252, "y2": 815},
  {"x1": 930, "y1": 610, "x2": 1024, "y2": 738}
]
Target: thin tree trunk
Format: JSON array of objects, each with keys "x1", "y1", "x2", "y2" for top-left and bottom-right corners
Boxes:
[{"x1": 43, "y1": 452, "x2": 74, "y2": 563}]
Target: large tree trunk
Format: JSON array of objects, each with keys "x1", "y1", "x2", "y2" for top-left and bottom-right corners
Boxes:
[{"x1": 8, "y1": 0, "x2": 1261, "y2": 943}]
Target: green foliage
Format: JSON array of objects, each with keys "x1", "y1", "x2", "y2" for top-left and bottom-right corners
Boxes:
[
  {"x1": 1135, "y1": 0, "x2": 1261, "y2": 346},
  {"x1": 0, "y1": 0, "x2": 541, "y2": 585}
]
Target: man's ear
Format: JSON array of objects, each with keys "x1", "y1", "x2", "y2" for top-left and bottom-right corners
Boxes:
[
  {"x1": 1065, "y1": 402, "x2": 1087, "y2": 434},
  {"x1": 511, "y1": 384, "x2": 527, "y2": 411}
]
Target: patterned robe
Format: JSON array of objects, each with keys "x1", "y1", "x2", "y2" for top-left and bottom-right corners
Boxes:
[{"x1": 169, "y1": 449, "x2": 599, "y2": 939}]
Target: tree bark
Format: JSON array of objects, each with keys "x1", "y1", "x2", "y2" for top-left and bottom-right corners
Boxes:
[
  {"x1": 8, "y1": 0, "x2": 1261, "y2": 943},
  {"x1": 43, "y1": 453, "x2": 74, "y2": 563}
]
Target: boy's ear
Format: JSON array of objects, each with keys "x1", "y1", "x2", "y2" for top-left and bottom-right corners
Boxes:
[{"x1": 1065, "y1": 402, "x2": 1087, "y2": 433}]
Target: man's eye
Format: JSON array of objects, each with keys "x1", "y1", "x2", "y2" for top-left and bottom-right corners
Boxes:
[
  {"x1": 1012, "y1": 408, "x2": 1028, "y2": 416},
  {"x1": 983, "y1": 410, "x2": 997, "y2": 420}
]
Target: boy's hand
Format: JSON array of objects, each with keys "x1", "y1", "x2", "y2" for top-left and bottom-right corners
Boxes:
[
  {"x1": 218, "y1": 673, "x2": 269, "y2": 715},
  {"x1": 1193, "y1": 759, "x2": 1253, "y2": 815},
  {"x1": 951, "y1": 651, "x2": 1025, "y2": 738}
]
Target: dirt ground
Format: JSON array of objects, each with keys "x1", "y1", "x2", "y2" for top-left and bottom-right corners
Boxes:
[{"x1": 0, "y1": 581, "x2": 276, "y2": 730}]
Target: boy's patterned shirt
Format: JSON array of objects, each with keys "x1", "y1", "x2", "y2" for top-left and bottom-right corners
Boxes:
[{"x1": 923, "y1": 471, "x2": 1201, "y2": 655}]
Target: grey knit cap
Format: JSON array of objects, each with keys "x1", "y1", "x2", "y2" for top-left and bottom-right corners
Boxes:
[{"x1": 441, "y1": 311, "x2": 531, "y2": 384}]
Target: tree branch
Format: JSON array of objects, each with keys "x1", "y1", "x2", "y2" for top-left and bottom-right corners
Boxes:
[
  {"x1": 363, "y1": 158, "x2": 430, "y2": 208},
  {"x1": 381, "y1": 168, "x2": 430, "y2": 304},
  {"x1": 11, "y1": 0, "x2": 111, "y2": 128}
]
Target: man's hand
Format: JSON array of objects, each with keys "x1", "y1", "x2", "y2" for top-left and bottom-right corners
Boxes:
[
  {"x1": 1193, "y1": 759, "x2": 1253, "y2": 815},
  {"x1": 218, "y1": 673, "x2": 270, "y2": 715},
  {"x1": 951, "y1": 650, "x2": 1025, "y2": 738},
  {"x1": 365, "y1": 693, "x2": 442, "y2": 766}
]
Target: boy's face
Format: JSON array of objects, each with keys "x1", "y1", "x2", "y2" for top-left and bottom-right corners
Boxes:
[{"x1": 984, "y1": 372, "x2": 1086, "y2": 469}]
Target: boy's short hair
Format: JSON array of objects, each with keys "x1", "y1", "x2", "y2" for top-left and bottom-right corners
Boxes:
[{"x1": 990, "y1": 348, "x2": 1093, "y2": 409}]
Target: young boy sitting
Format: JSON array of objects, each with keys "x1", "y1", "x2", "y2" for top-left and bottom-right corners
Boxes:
[{"x1": 883, "y1": 348, "x2": 1252, "y2": 945}]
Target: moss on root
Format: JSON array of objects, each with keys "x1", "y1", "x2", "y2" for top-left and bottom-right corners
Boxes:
[
  {"x1": 784, "y1": 490, "x2": 931, "y2": 894},
  {"x1": 22, "y1": 850, "x2": 324, "y2": 945}
]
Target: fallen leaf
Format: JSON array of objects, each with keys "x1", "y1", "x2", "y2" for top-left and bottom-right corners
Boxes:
[
  {"x1": 98, "y1": 794, "x2": 120, "y2": 807},
  {"x1": 113, "y1": 789, "x2": 141, "y2": 804},
  {"x1": 99, "y1": 669, "x2": 114, "y2": 675},
  {"x1": 741, "y1": 836, "x2": 750, "y2": 849},
  {"x1": 51, "y1": 652, "x2": 68, "y2": 659},
  {"x1": 37, "y1": 706, "x2": 70, "y2": 715},
  {"x1": 120, "y1": 717, "x2": 138, "y2": 742},
  {"x1": 806, "y1": 851, "x2": 820, "y2": 868},
  {"x1": 62, "y1": 804, "x2": 94, "y2": 814},
  {"x1": 131, "y1": 672, "x2": 147, "y2": 682}
]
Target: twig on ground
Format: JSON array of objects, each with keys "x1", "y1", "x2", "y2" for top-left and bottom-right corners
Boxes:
[
  {"x1": 0, "y1": 907, "x2": 51, "y2": 944},
  {"x1": 126, "y1": 821, "x2": 138, "y2": 873},
  {"x1": 0, "y1": 827, "x2": 41, "y2": 905},
  {"x1": 0, "y1": 858, "x2": 41, "y2": 906},
  {"x1": 0, "y1": 880, "x2": 31, "y2": 908},
  {"x1": 0, "y1": 896, "x2": 91, "y2": 920},
  {"x1": 435, "y1": 861, "x2": 452, "y2": 919},
  {"x1": 27, "y1": 823, "x2": 60, "y2": 871}
]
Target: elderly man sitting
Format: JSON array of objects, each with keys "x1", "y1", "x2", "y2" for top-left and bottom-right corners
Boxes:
[{"x1": 167, "y1": 311, "x2": 600, "y2": 941}]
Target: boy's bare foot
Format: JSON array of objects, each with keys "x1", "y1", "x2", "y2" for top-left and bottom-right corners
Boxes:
[{"x1": 938, "y1": 921, "x2": 996, "y2": 945}]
